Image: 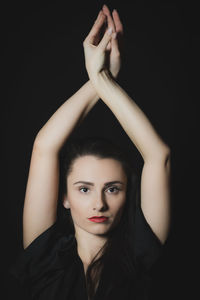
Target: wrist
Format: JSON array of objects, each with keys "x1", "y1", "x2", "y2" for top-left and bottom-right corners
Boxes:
[
  {"x1": 90, "y1": 69, "x2": 114, "y2": 87},
  {"x1": 89, "y1": 69, "x2": 118, "y2": 101}
]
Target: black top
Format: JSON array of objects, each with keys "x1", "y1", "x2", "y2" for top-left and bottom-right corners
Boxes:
[{"x1": 9, "y1": 205, "x2": 163, "y2": 300}]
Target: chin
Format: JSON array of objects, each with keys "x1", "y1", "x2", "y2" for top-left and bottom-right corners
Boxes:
[
  {"x1": 89, "y1": 223, "x2": 109, "y2": 230},
  {"x1": 74, "y1": 219, "x2": 116, "y2": 236},
  {"x1": 85, "y1": 223, "x2": 111, "y2": 235}
]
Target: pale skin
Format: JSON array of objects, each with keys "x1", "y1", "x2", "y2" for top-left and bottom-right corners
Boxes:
[{"x1": 22, "y1": 5, "x2": 171, "y2": 275}]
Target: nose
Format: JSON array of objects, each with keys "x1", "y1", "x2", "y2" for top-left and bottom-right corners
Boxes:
[{"x1": 93, "y1": 191, "x2": 108, "y2": 211}]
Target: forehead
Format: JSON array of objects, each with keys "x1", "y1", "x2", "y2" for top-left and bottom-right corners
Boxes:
[{"x1": 68, "y1": 155, "x2": 126, "y2": 181}]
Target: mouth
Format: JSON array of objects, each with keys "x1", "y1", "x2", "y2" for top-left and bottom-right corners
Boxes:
[{"x1": 88, "y1": 216, "x2": 109, "y2": 223}]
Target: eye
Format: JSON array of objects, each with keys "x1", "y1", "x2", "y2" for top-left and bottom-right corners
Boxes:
[
  {"x1": 79, "y1": 187, "x2": 89, "y2": 193},
  {"x1": 107, "y1": 186, "x2": 120, "y2": 194}
]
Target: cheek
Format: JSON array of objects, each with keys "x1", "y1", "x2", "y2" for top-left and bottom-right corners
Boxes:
[
  {"x1": 67, "y1": 191, "x2": 89, "y2": 217},
  {"x1": 109, "y1": 194, "x2": 126, "y2": 213}
]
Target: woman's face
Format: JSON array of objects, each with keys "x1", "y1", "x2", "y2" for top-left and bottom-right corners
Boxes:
[{"x1": 63, "y1": 155, "x2": 127, "y2": 236}]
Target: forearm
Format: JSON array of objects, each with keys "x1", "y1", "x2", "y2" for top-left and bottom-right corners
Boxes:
[
  {"x1": 91, "y1": 70, "x2": 170, "y2": 162},
  {"x1": 35, "y1": 80, "x2": 99, "y2": 153}
]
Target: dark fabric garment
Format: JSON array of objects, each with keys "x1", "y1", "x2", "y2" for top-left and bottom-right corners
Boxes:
[{"x1": 9, "y1": 205, "x2": 163, "y2": 300}]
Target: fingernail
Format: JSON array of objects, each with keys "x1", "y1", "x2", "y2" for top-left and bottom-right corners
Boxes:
[{"x1": 108, "y1": 27, "x2": 113, "y2": 35}]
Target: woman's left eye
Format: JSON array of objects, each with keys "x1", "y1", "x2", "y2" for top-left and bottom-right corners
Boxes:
[{"x1": 107, "y1": 187, "x2": 120, "y2": 193}]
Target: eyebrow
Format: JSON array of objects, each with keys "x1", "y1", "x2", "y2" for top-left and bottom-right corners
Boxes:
[{"x1": 73, "y1": 181, "x2": 124, "y2": 187}]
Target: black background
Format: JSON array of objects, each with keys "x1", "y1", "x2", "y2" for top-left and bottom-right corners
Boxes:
[{"x1": 2, "y1": 0, "x2": 199, "y2": 299}]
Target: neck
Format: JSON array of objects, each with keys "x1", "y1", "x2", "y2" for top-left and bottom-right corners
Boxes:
[{"x1": 75, "y1": 226, "x2": 107, "y2": 265}]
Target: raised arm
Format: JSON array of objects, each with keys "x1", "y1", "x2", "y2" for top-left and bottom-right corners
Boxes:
[
  {"x1": 23, "y1": 81, "x2": 99, "y2": 249},
  {"x1": 83, "y1": 12, "x2": 171, "y2": 244},
  {"x1": 23, "y1": 6, "x2": 123, "y2": 249}
]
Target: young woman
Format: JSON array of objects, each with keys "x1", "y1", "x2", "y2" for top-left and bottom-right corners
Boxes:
[{"x1": 10, "y1": 5, "x2": 171, "y2": 300}]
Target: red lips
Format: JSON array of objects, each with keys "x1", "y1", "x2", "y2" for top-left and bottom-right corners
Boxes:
[{"x1": 88, "y1": 216, "x2": 108, "y2": 223}]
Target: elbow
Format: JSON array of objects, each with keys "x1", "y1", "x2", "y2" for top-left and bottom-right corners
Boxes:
[
  {"x1": 32, "y1": 133, "x2": 56, "y2": 154},
  {"x1": 163, "y1": 145, "x2": 171, "y2": 165},
  {"x1": 145, "y1": 144, "x2": 171, "y2": 164},
  {"x1": 159, "y1": 146, "x2": 171, "y2": 167},
  {"x1": 157, "y1": 142, "x2": 171, "y2": 162},
  {"x1": 33, "y1": 133, "x2": 45, "y2": 151}
]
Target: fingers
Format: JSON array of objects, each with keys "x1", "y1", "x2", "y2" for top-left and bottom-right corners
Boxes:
[
  {"x1": 98, "y1": 27, "x2": 113, "y2": 50},
  {"x1": 102, "y1": 4, "x2": 116, "y2": 32},
  {"x1": 86, "y1": 10, "x2": 106, "y2": 45},
  {"x1": 111, "y1": 8, "x2": 124, "y2": 56},
  {"x1": 112, "y1": 9, "x2": 123, "y2": 34},
  {"x1": 102, "y1": 4, "x2": 123, "y2": 34},
  {"x1": 83, "y1": 5, "x2": 122, "y2": 54},
  {"x1": 102, "y1": 4, "x2": 116, "y2": 51}
]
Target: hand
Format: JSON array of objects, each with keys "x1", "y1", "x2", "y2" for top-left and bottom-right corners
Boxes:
[
  {"x1": 102, "y1": 5, "x2": 124, "y2": 79},
  {"x1": 83, "y1": 6, "x2": 123, "y2": 80}
]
